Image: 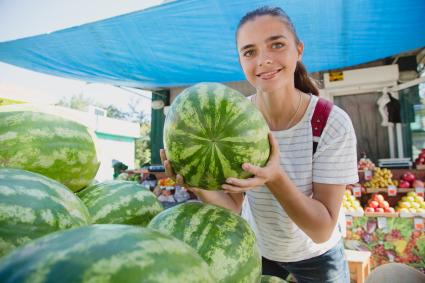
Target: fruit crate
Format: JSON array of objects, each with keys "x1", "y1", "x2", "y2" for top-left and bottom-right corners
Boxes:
[{"x1": 364, "y1": 212, "x2": 399, "y2": 218}]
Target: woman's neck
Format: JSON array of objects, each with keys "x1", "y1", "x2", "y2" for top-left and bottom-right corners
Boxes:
[{"x1": 255, "y1": 87, "x2": 309, "y2": 131}]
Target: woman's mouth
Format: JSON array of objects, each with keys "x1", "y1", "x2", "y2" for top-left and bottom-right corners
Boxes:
[{"x1": 256, "y1": 68, "x2": 282, "y2": 80}]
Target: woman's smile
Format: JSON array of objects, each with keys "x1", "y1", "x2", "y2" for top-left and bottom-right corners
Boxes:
[{"x1": 256, "y1": 68, "x2": 283, "y2": 80}]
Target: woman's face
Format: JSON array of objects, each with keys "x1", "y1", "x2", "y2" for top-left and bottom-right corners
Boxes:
[{"x1": 237, "y1": 15, "x2": 303, "y2": 93}]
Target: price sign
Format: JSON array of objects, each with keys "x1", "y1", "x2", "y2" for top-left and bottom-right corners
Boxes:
[
  {"x1": 346, "y1": 216, "x2": 353, "y2": 228},
  {"x1": 387, "y1": 185, "x2": 397, "y2": 196},
  {"x1": 415, "y1": 187, "x2": 424, "y2": 198},
  {"x1": 364, "y1": 169, "x2": 373, "y2": 181},
  {"x1": 377, "y1": 217, "x2": 387, "y2": 229},
  {"x1": 414, "y1": 217, "x2": 424, "y2": 231},
  {"x1": 353, "y1": 185, "x2": 362, "y2": 197}
]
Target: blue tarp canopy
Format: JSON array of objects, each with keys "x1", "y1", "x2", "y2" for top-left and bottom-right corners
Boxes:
[{"x1": 0, "y1": 0, "x2": 424, "y2": 89}]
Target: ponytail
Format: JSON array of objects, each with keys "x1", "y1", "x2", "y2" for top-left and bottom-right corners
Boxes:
[{"x1": 295, "y1": 61, "x2": 319, "y2": 96}]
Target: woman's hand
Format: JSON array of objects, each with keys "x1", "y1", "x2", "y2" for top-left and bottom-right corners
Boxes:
[
  {"x1": 159, "y1": 149, "x2": 202, "y2": 195},
  {"x1": 222, "y1": 132, "x2": 283, "y2": 193}
]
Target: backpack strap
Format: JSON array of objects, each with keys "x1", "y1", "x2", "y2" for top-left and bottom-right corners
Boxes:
[{"x1": 312, "y1": 98, "x2": 333, "y2": 154}]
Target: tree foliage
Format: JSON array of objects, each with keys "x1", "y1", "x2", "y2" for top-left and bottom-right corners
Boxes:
[{"x1": 55, "y1": 93, "x2": 94, "y2": 111}]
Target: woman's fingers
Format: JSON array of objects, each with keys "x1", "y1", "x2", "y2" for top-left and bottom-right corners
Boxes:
[
  {"x1": 242, "y1": 163, "x2": 263, "y2": 176},
  {"x1": 268, "y1": 132, "x2": 280, "y2": 161},
  {"x1": 222, "y1": 183, "x2": 250, "y2": 193},
  {"x1": 159, "y1": 149, "x2": 167, "y2": 164},
  {"x1": 163, "y1": 160, "x2": 176, "y2": 179},
  {"x1": 176, "y1": 174, "x2": 186, "y2": 186},
  {"x1": 223, "y1": 176, "x2": 262, "y2": 190}
]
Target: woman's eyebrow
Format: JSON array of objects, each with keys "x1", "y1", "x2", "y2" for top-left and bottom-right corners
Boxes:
[
  {"x1": 239, "y1": 35, "x2": 287, "y2": 52},
  {"x1": 266, "y1": 35, "x2": 287, "y2": 42}
]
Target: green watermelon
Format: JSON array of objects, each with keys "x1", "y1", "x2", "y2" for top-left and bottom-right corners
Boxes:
[
  {"x1": 0, "y1": 104, "x2": 100, "y2": 192},
  {"x1": 148, "y1": 202, "x2": 261, "y2": 283},
  {"x1": 0, "y1": 224, "x2": 215, "y2": 283},
  {"x1": 77, "y1": 180, "x2": 163, "y2": 226},
  {"x1": 260, "y1": 275, "x2": 289, "y2": 283},
  {"x1": 0, "y1": 168, "x2": 91, "y2": 257},
  {"x1": 163, "y1": 82, "x2": 270, "y2": 190}
]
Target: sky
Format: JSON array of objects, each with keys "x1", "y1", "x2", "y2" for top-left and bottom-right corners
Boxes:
[{"x1": 0, "y1": 0, "x2": 168, "y2": 115}]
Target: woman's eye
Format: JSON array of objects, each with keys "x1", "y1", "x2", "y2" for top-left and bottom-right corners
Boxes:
[
  {"x1": 272, "y1": 42, "x2": 284, "y2": 49},
  {"x1": 243, "y1": 50, "x2": 255, "y2": 57}
]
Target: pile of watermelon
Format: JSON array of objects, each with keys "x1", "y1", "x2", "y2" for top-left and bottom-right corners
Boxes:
[{"x1": 0, "y1": 83, "x2": 271, "y2": 282}]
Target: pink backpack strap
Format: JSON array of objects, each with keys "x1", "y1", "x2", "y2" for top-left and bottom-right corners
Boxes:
[{"x1": 311, "y1": 97, "x2": 333, "y2": 154}]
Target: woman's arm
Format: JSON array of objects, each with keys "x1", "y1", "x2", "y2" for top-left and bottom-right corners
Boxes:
[
  {"x1": 222, "y1": 133, "x2": 346, "y2": 243},
  {"x1": 266, "y1": 174, "x2": 345, "y2": 243},
  {"x1": 191, "y1": 187, "x2": 244, "y2": 214}
]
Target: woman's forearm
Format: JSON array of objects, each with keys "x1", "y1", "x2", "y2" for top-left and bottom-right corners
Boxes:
[
  {"x1": 266, "y1": 173, "x2": 339, "y2": 243},
  {"x1": 195, "y1": 190, "x2": 243, "y2": 214}
]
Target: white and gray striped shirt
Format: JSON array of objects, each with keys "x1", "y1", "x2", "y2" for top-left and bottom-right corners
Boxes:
[{"x1": 242, "y1": 95, "x2": 358, "y2": 262}]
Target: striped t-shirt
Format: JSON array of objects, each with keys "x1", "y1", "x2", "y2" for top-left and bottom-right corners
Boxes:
[{"x1": 242, "y1": 94, "x2": 358, "y2": 262}]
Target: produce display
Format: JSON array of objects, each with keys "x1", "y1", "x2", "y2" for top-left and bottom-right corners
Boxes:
[
  {"x1": 0, "y1": 168, "x2": 90, "y2": 257},
  {"x1": 345, "y1": 217, "x2": 425, "y2": 272},
  {"x1": 395, "y1": 192, "x2": 425, "y2": 214},
  {"x1": 414, "y1": 148, "x2": 425, "y2": 168},
  {"x1": 344, "y1": 167, "x2": 425, "y2": 274},
  {"x1": 163, "y1": 82, "x2": 270, "y2": 190},
  {"x1": 0, "y1": 105, "x2": 100, "y2": 192},
  {"x1": 3, "y1": 96, "x2": 425, "y2": 281},
  {"x1": 0, "y1": 224, "x2": 215, "y2": 283},
  {"x1": 364, "y1": 194, "x2": 395, "y2": 213},
  {"x1": 342, "y1": 190, "x2": 363, "y2": 213},
  {"x1": 363, "y1": 168, "x2": 398, "y2": 189},
  {"x1": 148, "y1": 202, "x2": 262, "y2": 283},
  {"x1": 358, "y1": 154, "x2": 376, "y2": 171},
  {"x1": 77, "y1": 180, "x2": 163, "y2": 226}
]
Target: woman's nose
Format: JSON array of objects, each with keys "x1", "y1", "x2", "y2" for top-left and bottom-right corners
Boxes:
[{"x1": 258, "y1": 57, "x2": 273, "y2": 67}]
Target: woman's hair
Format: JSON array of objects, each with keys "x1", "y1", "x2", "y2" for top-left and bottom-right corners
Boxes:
[{"x1": 236, "y1": 6, "x2": 319, "y2": 96}]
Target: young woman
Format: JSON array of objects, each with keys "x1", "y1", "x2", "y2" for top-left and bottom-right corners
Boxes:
[{"x1": 161, "y1": 6, "x2": 358, "y2": 283}]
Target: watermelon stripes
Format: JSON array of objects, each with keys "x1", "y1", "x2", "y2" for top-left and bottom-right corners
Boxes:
[
  {"x1": 0, "y1": 168, "x2": 91, "y2": 257},
  {"x1": 0, "y1": 106, "x2": 100, "y2": 192},
  {"x1": 77, "y1": 180, "x2": 163, "y2": 226},
  {"x1": 0, "y1": 224, "x2": 215, "y2": 283},
  {"x1": 164, "y1": 83, "x2": 270, "y2": 190},
  {"x1": 148, "y1": 202, "x2": 262, "y2": 283}
]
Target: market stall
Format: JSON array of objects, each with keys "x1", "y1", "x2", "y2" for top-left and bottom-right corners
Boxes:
[{"x1": 343, "y1": 158, "x2": 425, "y2": 274}]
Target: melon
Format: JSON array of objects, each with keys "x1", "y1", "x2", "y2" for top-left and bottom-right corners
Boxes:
[{"x1": 163, "y1": 82, "x2": 270, "y2": 190}]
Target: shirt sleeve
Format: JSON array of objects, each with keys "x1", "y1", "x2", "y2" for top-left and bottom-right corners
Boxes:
[{"x1": 312, "y1": 108, "x2": 359, "y2": 185}]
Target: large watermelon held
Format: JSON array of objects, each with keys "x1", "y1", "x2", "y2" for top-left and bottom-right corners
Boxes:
[
  {"x1": 0, "y1": 168, "x2": 91, "y2": 257},
  {"x1": 163, "y1": 82, "x2": 270, "y2": 190},
  {"x1": 260, "y1": 275, "x2": 289, "y2": 283},
  {"x1": 77, "y1": 180, "x2": 163, "y2": 226},
  {"x1": 148, "y1": 202, "x2": 262, "y2": 283},
  {"x1": 0, "y1": 224, "x2": 215, "y2": 283},
  {"x1": 0, "y1": 104, "x2": 100, "y2": 192}
]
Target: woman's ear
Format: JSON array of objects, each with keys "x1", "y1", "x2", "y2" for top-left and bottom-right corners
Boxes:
[{"x1": 297, "y1": 41, "x2": 304, "y2": 61}]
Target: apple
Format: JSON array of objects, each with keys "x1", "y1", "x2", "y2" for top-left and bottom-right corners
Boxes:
[
  {"x1": 369, "y1": 200, "x2": 379, "y2": 209},
  {"x1": 373, "y1": 194, "x2": 384, "y2": 203},
  {"x1": 399, "y1": 180, "x2": 411, "y2": 189},
  {"x1": 384, "y1": 207, "x2": 395, "y2": 213},
  {"x1": 365, "y1": 207, "x2": 375, "y2": 213},
  {"x1": 379, "y1": 201, "x2": 390, "y2": 209},
  {"x1": 375, "y1": 207, "x2": 385, "y2": 213},
  {"x1": 402, "y1": 172, "x2": 416, "y2": 183}
]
